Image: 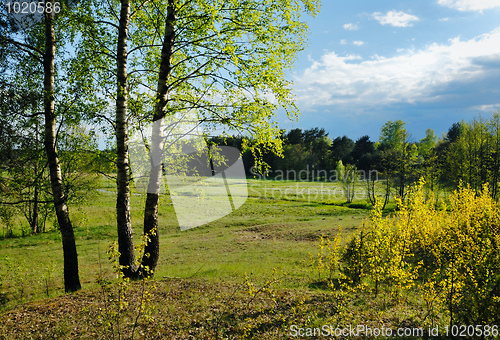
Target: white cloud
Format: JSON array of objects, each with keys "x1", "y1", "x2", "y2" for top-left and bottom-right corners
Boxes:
[
  {"x1": 470, "y1": 104, "x2": 500, "y2": 111},
  {"x1": 340, "y1": 40, "x2": 365, "y2": 46},
  {"x1": 372, "y1": 10, "x2": 419, "y2": 27},
  {"x1": 295, "y1": 28, "x2": 500, "y2": 109},
  {"x1": 438, "y1": 0, "x2": 500, "y2": 12},
  {"x1": 343, "y1": 23, "x2": 359, "y2": 31}
]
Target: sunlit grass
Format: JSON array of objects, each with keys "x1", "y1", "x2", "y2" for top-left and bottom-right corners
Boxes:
[{"x1": 0, "y1": 176, "x2": 376, "y2": 308}]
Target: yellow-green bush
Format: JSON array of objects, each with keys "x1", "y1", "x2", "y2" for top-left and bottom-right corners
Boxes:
[{"x1": 339, "y1": 179, "x2": 500, "y2": 325}]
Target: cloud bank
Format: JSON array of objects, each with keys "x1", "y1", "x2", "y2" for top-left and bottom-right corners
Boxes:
[
  {"x1": 438, "y1": 0, "x2": 500, "y2": 12},
  {"x1": 295, "y1": 28, "x2": 500, "y2": 110}
]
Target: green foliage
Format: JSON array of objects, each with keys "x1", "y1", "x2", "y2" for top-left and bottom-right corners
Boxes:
[
  {"x1": 58, "y1": 124, "x2": 100, "y2": 204},
  {"x1": 307, "y1": 234, "x2": 342, "y2": 283},
  {"x1": 379, "y1": 120, "x2": 407, "y2": 151},
  {"x1": 257, "y1": 127, "x2": 333, "y2": 176},
  {"x1": 418, "y1": 128, "x2": 437, "y2": 158},
  {"x1": 39, "y1": 263, "x2": 57, "y2": 298},
  {"x1": 430, "y1": 184, "x2": 500, "y2": 325},
  {"x1": 331, "y1": 136, "x2": 354, "y2": 164},
  {"x1": 81, "y1": 0, "x2": 320, "y2": 174},
  {"x1": 213, "y1": 114, "x2": 500, "y2": 207},
  {"x1": 0, "y1": 206, "x2": 15, "y2": 238},
  {"x1": 340, "y1": 231, "x2": 367, "y2": 285},
  {"x1": 0, "y1": 120, "x2": 100, "y2": 236},
  {"x1": 442, "y1": 114, "x2": 500, "y2": 199},
  {"x1": 2, "y1": 257, "x2": 33, "y2": 302},
  {"x1": 335, "y1": 179, "x2": 500, "y2": 326},
  {"x1": 0, "y1": 2, "x2": 101, "y2": 237},
  {"x1": 337, "y1": 162, "x2": 358, "y2": 203},
  {"x1": 351, "y1": 135, "x2": 376, "y2": 171}
]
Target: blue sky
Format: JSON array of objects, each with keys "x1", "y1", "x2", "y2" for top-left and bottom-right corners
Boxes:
[{"x1": 283, "y1": 0, "x2": 500, "y2": 142}]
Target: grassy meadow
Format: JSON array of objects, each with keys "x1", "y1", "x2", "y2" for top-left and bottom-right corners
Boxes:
[
  {"x1": 0, "y1": 178, "x2": 372, "y2": 299},
  {"x1": 0, "y1": 177, "x2": 466, "y2": 339}
]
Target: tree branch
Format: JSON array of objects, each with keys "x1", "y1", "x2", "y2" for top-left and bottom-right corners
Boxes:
[
  {"x1": 4, "y1": 38, "x2": 44, "y2": 64},
  {"x1": 0, "y1": 199, "x2": 53, "y2": 205},
  {"x1": 94, "y1": 20, "x2": 120, "y2": 30},
  {"x1": 130, "y1": 0, "x2": 154, "y2": 18}
]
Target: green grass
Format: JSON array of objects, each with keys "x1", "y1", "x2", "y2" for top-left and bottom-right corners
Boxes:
[
  {"x1": 1, "y1": 177, "x2": 437, "y2": 339},
  {"x1": 0, "y1": 178, "x2": 372, "y2": 304}
]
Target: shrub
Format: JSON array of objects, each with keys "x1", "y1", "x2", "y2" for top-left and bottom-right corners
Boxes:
[
  {"x1": 336, "y1": 179, "x2": 500, "y2": 325},
  {"x1": 308, "y1": 234, "x2": 342, "y2": 283},
  {"x1": 340, "y1": 230, "x2": 367, "y2": 285}
]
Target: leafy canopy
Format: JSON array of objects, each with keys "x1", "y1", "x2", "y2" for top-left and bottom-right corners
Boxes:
[{"x1": 131, "y1": 0, "x2": 318, "y2": 163}]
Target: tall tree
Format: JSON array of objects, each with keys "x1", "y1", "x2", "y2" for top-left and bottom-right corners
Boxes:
[
  {"x1": 141, "y1": 0, "x2": 319, "y2": 275},
  {"x1": 435, "y1": 122, "x2": 464, "y2": 187},
  {"x1": 0, "y1": 80, "x2": 100, "y2": 236},
  {"x1": 114, "y1": 0, "x2": 137, "y2": 278},
  {"x1": 1, "y1": 1, "x2": 84, "y2": 292},
  {"x1": 446, "y1": 122, "x2": 462, "y2": 143},
  {"x1": 351, "y1": 135, "x2": 375, "y2": 171},
  {"x1": 285, "y1": 128, "x2": 304, "y2": 145},
  {"x1": 487, "y1": 112, "x2": 500, "y2": 199},
  {"x1": 43, "y1": 1, "x2": 81, "y2": 292},
  {"x1": 2, "y1": 114, "x2": 49, "y2": 235},
  {"x1": 379, "y1": 120, "x2": 407, "y2": 151},
  {"x1": 444, "y1": 116, "x2": 499, "y2": 195},
  {"x1": 336, "y1": 160, "x2": 357, "y2": 203},
  {"x1": 330, "y1": 136, "x2": 354, "y2": 164},
  {"x1": 418, "y1": 128, "x2": 437, "y2": 158},
  {"x1": 72, "y1": 0, "x2": 142, "y2": 277},
  {"x1": 139, "y1": 2, "x2": 176, "y2": 274},
  {"x1": 378, "y1": 120, "x2": 415, "y2": 199}
]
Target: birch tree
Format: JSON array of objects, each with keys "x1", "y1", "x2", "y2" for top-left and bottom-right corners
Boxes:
[
  {"x1": 139, "y1": 0, "x2": 320, "y2": 276},
  {"x1": 1, "y1": 0, "x2": 85, "y2": 292}
]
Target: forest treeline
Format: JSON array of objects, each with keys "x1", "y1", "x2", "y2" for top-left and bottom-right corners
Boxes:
[{"x1": 211, "y1": 113, "x2": 500, "y2": 204}]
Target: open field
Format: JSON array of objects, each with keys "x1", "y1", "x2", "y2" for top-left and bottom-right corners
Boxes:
[
  {"x1": 0, "y1": 178, "x2": 374, "y2": 304},
  {"x1": 0, "y1": 178, "x2": 460, "y2": 339}
]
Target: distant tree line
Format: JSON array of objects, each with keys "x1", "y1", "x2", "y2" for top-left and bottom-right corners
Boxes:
[{"x1": 210, "y1": 113, "x2": 500, "y2": 205}]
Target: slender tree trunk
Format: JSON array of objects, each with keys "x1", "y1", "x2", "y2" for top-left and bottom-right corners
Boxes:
[
  {"x1": 492, "y1": 138, "x2": 500, "y2": 200},
  {"x1": 43, "y1": 5, "x2": 81, "y2": 292},
  {"x1": 140, "y1": 1, "x2": 176, "y2": 276},
  {"x1": 115, "y1": 0, "x2": 137, "y2": 277},
  {"x1": 32, "y1": 185, "x2": 39, "y2": 234},
  {"x1": 32, "y1": 120, "x2": 40, "y2": 234}
]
